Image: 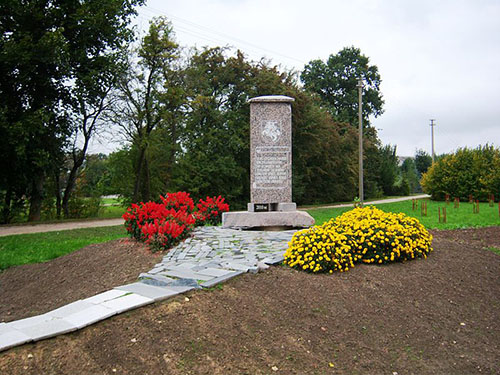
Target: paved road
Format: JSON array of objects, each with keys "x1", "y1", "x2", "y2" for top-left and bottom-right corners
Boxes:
[
  {"x1": 0, "y1": 194, "x2": 430, "y2": 237},
  {"x1": 303, "y1": 194, "x2": 430, "y2": 210}
]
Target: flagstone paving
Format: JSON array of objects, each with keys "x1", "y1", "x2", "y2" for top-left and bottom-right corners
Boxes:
[{"x1": 0, "y1": 226, "x2": 298, "y2": 352}]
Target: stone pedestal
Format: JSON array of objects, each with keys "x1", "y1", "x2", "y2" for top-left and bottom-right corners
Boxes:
[{"x1": 222, "y1": 95, "x2": 314, "y2": 229}]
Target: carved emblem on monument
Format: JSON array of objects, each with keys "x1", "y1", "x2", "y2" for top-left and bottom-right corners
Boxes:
[{"x1": 261, "y1": 120, "x2": 281, "y2": 143}]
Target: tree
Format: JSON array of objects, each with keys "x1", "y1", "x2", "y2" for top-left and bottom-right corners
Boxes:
[
  {"x1": 0, "y1": 0, "x2": 143, "y2": 222},
  {"x1": 174, "y1": 47, "x2": 361, "y2": 207},
  {"x1": 109, "y1": 17, "x2": 181, "y2": 203},
  {"x1": 301, "y1": 47, "x2": 384, "y2": 127},
  {"x1": 415, "y1": 149, "x2": 432, "y2": 177},
  {"x1": 421, "y1": 145, "x2": 500, "y2": 200},
  {"x1": 401, "y1": 158, "x2": 420, "y2": 193}
]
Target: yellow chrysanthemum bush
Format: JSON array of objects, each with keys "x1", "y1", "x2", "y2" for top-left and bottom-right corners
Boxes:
[{"x1": 284, "y1": 206, "x2": 433, "y2": 273}]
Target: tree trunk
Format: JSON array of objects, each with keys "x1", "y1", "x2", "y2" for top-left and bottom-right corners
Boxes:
[
  {"x1": 28, "y1": 174, "x2": 44, "y2": 222},
  {"x1": 54, "y1": 171, "x2": 62, "y2": 219},
  {"x1": 62, "y1": 155, "x2": 84, "y2": 218},
  {"x1": 133, "y1": 146, "x2": 147, "y2": 203},
  {"x1": 2, "y1": 188, "x2": 12, "y2": 224},
  {"x1": 142, "y1": 156, "x2": 151, "y2": 202}
]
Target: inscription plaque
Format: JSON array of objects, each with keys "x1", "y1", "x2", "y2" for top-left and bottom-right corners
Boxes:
[
  {"x1": 254, "y1": 203, "x2": 269, "y2": 212},
  {"x1": 254, "y1": 146, "x2": 289, "y2": 189}
]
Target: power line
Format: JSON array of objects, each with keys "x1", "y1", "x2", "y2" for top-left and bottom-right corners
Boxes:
[{"x1": 137, "y1": 5, "x2": 307, "y2": 67}]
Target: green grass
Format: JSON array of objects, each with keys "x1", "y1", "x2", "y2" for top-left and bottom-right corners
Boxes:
[
  {"x1": 101, "y1": 197, "x2": 121, "y2": 206},
  {"x1": 0, "y1": 225, "x2": 127, "y2": 271},
  {"x1": 307, "y1": 199, "x2": 500, "y2": 229},
  {"x1": 485, "y1": 247, "x2": 500, "y2": 255},
  {"x1": 98, "y1": 205, "x2": 126, "y2": 219}
]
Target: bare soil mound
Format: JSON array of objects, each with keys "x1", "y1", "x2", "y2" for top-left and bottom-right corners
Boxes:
[{"x1": 0, "y1": 227, "x2": 499, "y2": 374}]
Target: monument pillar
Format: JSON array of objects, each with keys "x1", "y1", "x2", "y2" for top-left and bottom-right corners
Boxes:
[{"x1": 222, "y1": 95, "x2": 314, "y2": 229}]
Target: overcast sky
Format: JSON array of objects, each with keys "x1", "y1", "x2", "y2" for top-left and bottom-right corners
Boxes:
[{"x1": 114, "y1": 0, "x2": 500, "y2": 157}]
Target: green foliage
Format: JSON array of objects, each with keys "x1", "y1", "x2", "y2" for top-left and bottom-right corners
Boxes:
[
  {"x1": 301, "y1": 46, "x2": 384, "y2": 126},
  {"x1": 110, "y1": 17, "x2": 182, "y2": 203},
  {"x1": 421, "y1": 145, "x2": 500, "y2": 201},
  {"x1": 0, "y1": 226, "x2": 126, "y2": 270},
  {"x1": 415, "y1": 150, "x2": 432, "y2": 177},
  {"x1": 0, "y1": 0, "x2": 143, "y2": 222},
  {"x1": 401, "y1": 158, "x2": 421, "y2": 193}
]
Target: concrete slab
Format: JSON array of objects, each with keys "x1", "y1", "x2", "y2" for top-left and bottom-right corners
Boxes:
[
  {"x1": 47, "y1": 300, "x2": 94, "y2": 319},
  {"x1": 0, "y1": 329, "x2": 32, "y2": 352},
  {"x1": 16, "y1": 318, "x2": 77, "y2": 341},
  {"x1": 163, "y1": 285, "x2": 195, "y2": 294},
  {"x1": 200, "y1": 271, "x2": 244, "y2": 288},
  {"x1": 220, "y1": 262, "x2": 250, "y2": 272},
  {"x1": 222, "y1": 210, "x2": 314, "y2": 229},
  {"x1": 162, "y1": 269, "x2": 214, "y2": 281},
  {"x1": 85, "y1": 290, "x2": 128, "y2": 305},
  {"x1": 9, "y1": 314, "x2": 51, "y2": 330},
  {"x1": 263, "y1": 254, "x2": 284, "y2": 265},
  {"x1": 62, "y1": 305, "x2": 116, "y2": 329},
  {"x1": 195, "y1": 267, "x2": 236, "y2": 277},
  {"x1": 115, "y1": 283, "x2": 183, "y2": 301},
  {"x1": 100, "y1": 293, "x2": 153, "y2": 314},
  {"x1": 139, "y1": 273, "x2": 176, "y2": 287}
]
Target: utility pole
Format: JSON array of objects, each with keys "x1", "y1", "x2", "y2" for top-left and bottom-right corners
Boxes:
[
  {"x1": 357, "y1": 78, "x2": 364, "y2": 205},
  {"x1": 430, "y1": 119, "x2": 436, "y2": 163}
]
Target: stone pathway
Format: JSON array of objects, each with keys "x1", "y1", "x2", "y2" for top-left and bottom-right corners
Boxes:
[{"x1": 0, "y1": 227, "x2": 297, "y2": 352}]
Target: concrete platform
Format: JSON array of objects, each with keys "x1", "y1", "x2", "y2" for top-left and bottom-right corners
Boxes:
[{"x1": 222, "y1": 210, "x2": 314, "y2": 229}]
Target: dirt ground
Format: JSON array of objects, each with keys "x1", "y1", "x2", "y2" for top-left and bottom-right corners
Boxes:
[
  {"x1": 0, "y1": 238, "x2": 162, "y2": 322},
  {"x1": 0, "y1": 227, "x2": 499, "y2": 375}
]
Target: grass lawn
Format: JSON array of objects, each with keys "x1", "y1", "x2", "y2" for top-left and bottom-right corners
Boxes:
[
  {"x1": 307, "y1": 199, "x2": 500, "y2": 229},
  {"x1": 99, "y1": 204, "x2": 126, "y2": 219},
  {"x1": 101, "y1": 197, "x2": 121, "y2": 205},
  {"x1": 0, "y1": 225, "x2": 127, "y2": 271}
]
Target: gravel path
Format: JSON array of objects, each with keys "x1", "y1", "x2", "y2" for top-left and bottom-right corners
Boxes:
[{"x1": 0, "y1": 218, "x2": 123, "y2": 237}]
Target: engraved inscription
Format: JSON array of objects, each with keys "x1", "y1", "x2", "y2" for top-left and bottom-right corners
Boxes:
[
  {"x1": 254, "y1": 204, "x2": 269, "y2": 212},
  {"x1": 254, "y1": 146, "x2": 289, "y2": 189}
]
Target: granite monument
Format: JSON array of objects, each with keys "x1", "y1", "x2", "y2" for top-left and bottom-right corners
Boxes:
[{"x1": 222, "y1": 95, "x2": 314, "y2": 229}]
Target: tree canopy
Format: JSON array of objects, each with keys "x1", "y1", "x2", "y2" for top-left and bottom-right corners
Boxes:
[
  {"x1": 301, "y1": 47, "x2": 384, "y2": 127},
  {"x1": 0, "y1": 0, "x2": 143, "y2": 221}
]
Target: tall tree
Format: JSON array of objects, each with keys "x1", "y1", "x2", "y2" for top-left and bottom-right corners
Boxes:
[
  {"x1": 300, "y1": 46, "x2": 384, "y2": 127},
  {"x1": 0, "y1": 0, "x2": 143, "y2": 222},
  {"x1": 109, "y1": 17, "x2": 181, "y2": 203}
]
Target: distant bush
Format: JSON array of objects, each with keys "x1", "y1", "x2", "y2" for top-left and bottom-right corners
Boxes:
[
  {"x1": 284, "y1": 206, "x2": 433, "y2": 273},
  {"x1": 421, "y1": 145, "x2": 500, "y2": 201}
]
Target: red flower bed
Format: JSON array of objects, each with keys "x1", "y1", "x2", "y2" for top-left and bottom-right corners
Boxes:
[
  {"x1": 123, "y1": 192, "x2": 229, "y2": 252},
  {"x1": 194, "y1": 196, "x2": 230, "y2": 226}
]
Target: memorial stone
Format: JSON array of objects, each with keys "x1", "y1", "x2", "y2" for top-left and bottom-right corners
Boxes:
[{"x1": 222, "y1": 95, "x2": 314, "y2": 229}]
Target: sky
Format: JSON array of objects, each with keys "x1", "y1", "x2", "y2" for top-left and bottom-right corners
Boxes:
[{"x1": 103, "y1": 0, "x2": 500, "y2": 157}]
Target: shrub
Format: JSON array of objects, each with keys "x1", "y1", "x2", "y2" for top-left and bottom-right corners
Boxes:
[
  {"x1": 421, "y1": 144, "x2": 500, "y2": 201},
  {"x1": 122, "y1": 192, "x2": 196, "y2": 252},
  {"x1": 160, "y1": 191, "x2": 195, "y2": 213},
  {"x1": 194, "y1": 196, "x2": 230, "y2": 226},
  {"x1": 122, "y1": 192, "x2": 229, "y2": 252},
  {"x1": 284, "y1": 206, "x2": 433, "y2": 273}
]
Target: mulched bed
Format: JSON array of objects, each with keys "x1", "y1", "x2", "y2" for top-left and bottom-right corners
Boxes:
[{"x1": 0, "y1": 227, "x2": 499, "y2": 374}]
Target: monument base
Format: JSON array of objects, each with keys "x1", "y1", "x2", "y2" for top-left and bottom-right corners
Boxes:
[{"x1": 222, "y1": 210, "x2": 314, "y2": 229}]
